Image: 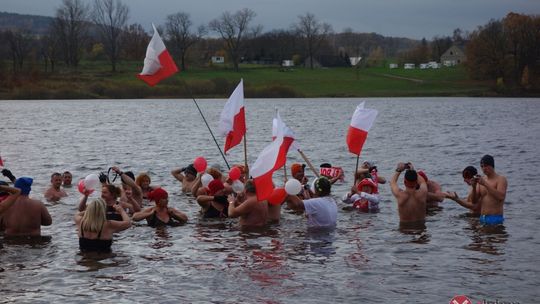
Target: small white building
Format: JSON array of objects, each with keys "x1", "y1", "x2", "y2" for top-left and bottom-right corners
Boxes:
[
  {"x1": 419, "y1": 63, "x2": 429, "y2": 69},
  {"x1": 389, "y1": 63, "x2": 398, "y2": 69},
  {"x1": 404, "y1": 63, "x2": 415, "y2": 69},
  {"x1": 282, "y1": 60, "x2": 294, "y2": 67},
  {"x1": 211, "y1": 56, "x2": 224, "y2": 64}
]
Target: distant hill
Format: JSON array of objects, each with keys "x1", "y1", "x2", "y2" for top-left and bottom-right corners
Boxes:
[{"x1": 0, "y1": 11, "x2": 54, "y2": 35}]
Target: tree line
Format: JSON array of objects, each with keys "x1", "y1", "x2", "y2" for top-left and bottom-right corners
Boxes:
[{"x1": 1, "y1": 1, "x2": 538, "y2": 92}]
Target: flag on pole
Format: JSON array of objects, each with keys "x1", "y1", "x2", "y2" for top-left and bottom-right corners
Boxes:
[
  {"x1": 219, "y1": 79, "x2": 246, "y2": 154},
  {"x1": 251, "y1": 112, "x2": 294, "y2": 200},
  {"x1": 272, "y1": 109, "x2": 299, "y2": 151},
  {"x1": 346, "y1": 101, "x2": 378, "y2": 156},
  {"x1": 137, "y1": 24, "x2": 178, "y2": 86}
]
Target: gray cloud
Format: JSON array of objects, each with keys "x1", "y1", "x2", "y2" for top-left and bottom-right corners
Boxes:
[{"x1": 2, "y1": 0, "x2": 539, "y2": 39}]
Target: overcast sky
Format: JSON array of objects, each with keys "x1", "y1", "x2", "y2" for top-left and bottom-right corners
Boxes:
[{"x1": 2, "y1": 0, "x2": 539, "y2": 39}]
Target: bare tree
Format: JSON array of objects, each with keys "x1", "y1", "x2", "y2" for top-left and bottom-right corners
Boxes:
[
  {"x1": 4, "y1": 29, "x2": 33, "y2": 74},
  {"x1": 121, "y1": 23, "x2": 149, "y2": 60},
  {"x1": 40, "y1": 31, "x2": 62, "y2": 73},
  {"x1": 209, "y1": 8, "x2": 257, "y2": 72},
  {"x1": 92, "y1": 0, "x2": 129, "y2": 72},
  {"x1": 52, "y1": 0, "x2": 90, "y2": 68},
  {"x1": 165, "y1": 12, "x2": 206, "y2": 71},
  {"x1": 294, "y1": 12, "x2": 333, "y2": 69}
]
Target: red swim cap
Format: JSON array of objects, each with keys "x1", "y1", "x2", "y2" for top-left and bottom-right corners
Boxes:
[
  {"x1": 208, "y1": 179, "x2": 225, "y2": 195},
  {"x1": 148, "y1": 188, "x2": 168, "y2": 202}
]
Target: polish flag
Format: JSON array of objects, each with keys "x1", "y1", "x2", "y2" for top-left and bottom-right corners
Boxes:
[
  {"x1": 137, "y1": 24, "x2": 178, "y2": 86},
  {"x1": 0, "y1": 155, "x2": 3, "y2": 167},
  {"x1": 251, "y1": 113, "x2": 294, "y2": 200},
  {"x1": 219, "y1": 79, "x2": 246, "y2": 154},
  {"x1": 346, "y1": 101, "x2": 378, "y2": 156},
  {"x1": 272, "y1": 109, "x2": 299, "y2": 151}
]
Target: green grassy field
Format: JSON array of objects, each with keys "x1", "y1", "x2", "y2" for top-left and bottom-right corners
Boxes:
[{"x1": 0, "y1": 60, "x2": 494, "y2": 99}]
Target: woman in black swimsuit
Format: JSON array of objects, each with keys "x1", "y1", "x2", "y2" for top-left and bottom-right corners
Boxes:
[
  {"x1": 132, "y1": 188, "x2": 188, "y2": 227},
  {"x1": 75, "y1": 198, "x2": 131, "y2": 253}
]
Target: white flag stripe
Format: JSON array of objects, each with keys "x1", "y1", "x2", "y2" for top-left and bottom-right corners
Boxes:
[
  {"x1": 251, "y1": 114, "x2": 286, "y2": 178},
  {"x1": 350, "y1": 103, "x2": 378, "y2": 130},
  {"x1": 140, "y1": 24, "x2": 166, "y2": 75},
  {"x1": 219, "y1": 79, "x2": 244, "y2": 136}
]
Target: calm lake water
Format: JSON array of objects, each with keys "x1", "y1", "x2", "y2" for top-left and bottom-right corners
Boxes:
[{"x1": 0, "y1": 97, "x2": 539, "y2": 303}]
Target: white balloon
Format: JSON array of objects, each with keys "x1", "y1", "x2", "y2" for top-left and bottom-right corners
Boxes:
[
  {"x1": 84, "y1": 173, "x2": 100, "y2": 190},
  {"x1": 285, "y1": 179, "x2": 302, "y2": 195},
  {"x1": 201, "y1": 173, "x2": 214, "y2": 188},
  {"x1": 232, "y1": 180, "x2": 244, "y2": 194}
]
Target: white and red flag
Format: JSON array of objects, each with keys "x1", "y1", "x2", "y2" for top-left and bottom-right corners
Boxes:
[
  {"x1": 0, "y1": 154, "x2": 4, "y2": 167},
  {"x1": 251, "y1": 111, "x2": 295, "y2": 200},
  {"x1": 346, "y1": 101, "x2": 378, "y2": 156},
  {"x1": 137, "y1": 24, "x2": 178, "y2": 86},
  {"x1": 272, "y1": 109, "x2": 299, "y2": 150},
  {"x1": 219, "y1": 79, "x2": 246, "y2": 154}
]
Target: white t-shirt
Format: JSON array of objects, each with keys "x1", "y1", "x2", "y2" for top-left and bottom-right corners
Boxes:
[{"x1": 303, "y1": 196, "x2": 337, "y2": 228}]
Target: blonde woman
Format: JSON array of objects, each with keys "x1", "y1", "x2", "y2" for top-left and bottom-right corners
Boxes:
[{"x1": 75, "y1": 198, "x2": 131, "y2": 253}]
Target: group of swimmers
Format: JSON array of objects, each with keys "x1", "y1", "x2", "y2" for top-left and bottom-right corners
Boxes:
[{"x1": 0, "y1": 153, "x2": 507, "y2": 253}]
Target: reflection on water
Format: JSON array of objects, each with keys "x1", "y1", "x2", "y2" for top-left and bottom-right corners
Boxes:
[
  {"x1": 0, "y1": 97, "x2": 539, "y2": 302},
  {"x1": 465, "y1": 219, "x2": 508, "y2": 256}
]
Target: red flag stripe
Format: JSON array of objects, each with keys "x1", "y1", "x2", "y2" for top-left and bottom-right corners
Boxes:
[
  {"x1": 224, "y1": 107, "x2": 246, "y2": 154},
  {"x1": 346, "y1": 126, "x2": 368, "y2": 156},
  {"x1": 137, "y1": 50, "x2": 178, "y2": 87}
]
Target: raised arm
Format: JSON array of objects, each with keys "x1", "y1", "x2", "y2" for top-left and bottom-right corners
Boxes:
[
  {"x1": 390, "y1": 170, "x2": 402, "y2": 197},
  {"x1": 108, "y1": 204, "x2": 131, "y2": 231},
  {"x1": 285, "y1": 194, "x2": 305, "y2": 211},
  {"x1": 478, "y1": 176, "x2": 507, "y2": 202},
  {"x1": 190, "y1": 173, "x2": 202, "y2": 195},
  {"x1": 171, "y1": 168, "x2": 185, "y2": 183},
  {"x1": 78, "y1": 193, "x2": 90, "y2": 211},
  {"x1": 0, "y1": 185, "x2": 20, "y2": 214}
]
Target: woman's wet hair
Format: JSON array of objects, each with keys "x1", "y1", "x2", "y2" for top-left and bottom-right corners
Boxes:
[
  {"x1": 135, "y1": 173, "x2": 151, "y2": 187},
  {"x1": 81, "y1": 198, "x2": 107, "y2": 234}
]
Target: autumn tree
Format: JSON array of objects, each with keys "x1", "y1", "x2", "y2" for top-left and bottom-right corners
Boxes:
[
  {"x1": 293, "y1": 12, "x2": 332, "y2": 69},
  {"x1": 165, "y1": 12, "x2": 206, "y2": 71},
  {"x1": 209, "y1": 8, "x2": 258, "y2": 72},
  {"x1": 92, "y1": 0, "x2": 129, "y2": 72},
  {"x1": 465, "y1": 20, "x2": 507, "y2": 80}
]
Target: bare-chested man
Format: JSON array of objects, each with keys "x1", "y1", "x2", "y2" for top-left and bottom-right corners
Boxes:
[
  {"x1": 472, "y1": 155, "x2": 507, "y2": 225},
  {"x1": 0, "y1": 182, "x2": 21, "y2": 215},
  {"x1": 417, "y1": 171, "x2": 445, "y2": 209},
  {"x1": 62, "y1": 171, "x2": 73, "y2": 188},
  {"x1": 390, "y1": 162, "x2": 428, "y2": 225},
  {"x1": 1, "y1": 177, "x2": 52, "y2": 236},
  {"x1": 44, "y1": 172, "x2": 68, "y2": 202},
  {"x1": 445, "y1": 166, "x2": 481, "y2": 216},
  {"x1": 171, "y1": 164, "x2": 198, "y2": 194},
  {"x1": 227, "y1": 180, "x2": 268, "y2": 228}
]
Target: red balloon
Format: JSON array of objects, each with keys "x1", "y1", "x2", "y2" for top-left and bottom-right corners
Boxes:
[
  {"x1": 193, "y1": 157, "x2": 207, "y2": 173},
  {"x1": 267, "y1": 188, "x2": 287, "y2": 205},
  {"x1": 229, "y1": 167, "x2": 241, "y2": 181}
]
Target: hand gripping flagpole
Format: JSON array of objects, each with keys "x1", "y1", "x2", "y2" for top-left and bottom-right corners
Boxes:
[{"x1": 186, "y1": 84, "x2": 231, "y2": 170}]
